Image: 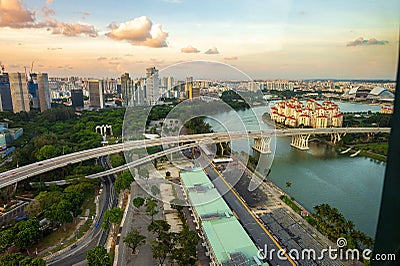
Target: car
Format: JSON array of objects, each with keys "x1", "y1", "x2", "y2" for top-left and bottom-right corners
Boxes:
[
  {"x1": 38, "y1": 163, "x2": 43, "y2": 166},
  {"x1": 70, "y1": 244, "x2": 77, "y2": 249}
]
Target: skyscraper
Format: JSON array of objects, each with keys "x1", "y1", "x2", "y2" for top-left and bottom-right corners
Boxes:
[
  {"x1": 185, "y1": 76, "x2": 199, "y2": 99},
  {"x1": 37, "y1": 73, "x2": 51, "y2": 112},
  {"x1": 145, "y1": 67, "x2": 159, "y2": 105},
  {"x1": 0, "y1": 72, "x2": 13, "y2": 112},
  {"x1": 88, "y1": 80, "x2": 104, "y2": 109},
  {"x1": 27, "y1": 73, "x2": 51, "y2": 112},
  {"x1": 71, "y1": 89, "x2": 84, "y2": 108},
  {"x1": 9, "y1": 73, "x2": 30, "y2": 113},
  {"x1": 121, "y1": 73, "x2": 133, "y2": 106},
  {"x1": 167, "y1": 76, "x2": 174, "y2": 91}
]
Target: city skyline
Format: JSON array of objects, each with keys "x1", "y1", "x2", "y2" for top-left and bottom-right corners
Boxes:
[{"x1": 0, "y1": 0, "x2": 399, "y2": 79}]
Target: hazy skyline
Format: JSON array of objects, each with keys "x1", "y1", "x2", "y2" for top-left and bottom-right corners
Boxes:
[{"x1": 0, "y1": 0, "x2": 399, "y2": 79}]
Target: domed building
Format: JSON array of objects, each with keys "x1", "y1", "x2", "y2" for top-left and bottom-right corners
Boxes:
[
  {"x1": 366, "y1": 87, "x2": 395, "y2": 102},
  {"x1": 342, "y1": 86, "x2": 394, "y2": 102}
]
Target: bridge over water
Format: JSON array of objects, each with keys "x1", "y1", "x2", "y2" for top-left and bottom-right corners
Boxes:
[{"x1": 0, "y1": 127, "x2": 390, "y2": 189}]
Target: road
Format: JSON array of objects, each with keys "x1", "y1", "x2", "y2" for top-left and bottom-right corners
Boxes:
[
  {"x1": 46, "y1": 156, "x2": 117, "y2": 266},
  {"x1": 198, "y1": 155, "x2": 296, "y2": 266},
  {"x1": 0, "y1": 127, "x2": 390, "y2": 188}
]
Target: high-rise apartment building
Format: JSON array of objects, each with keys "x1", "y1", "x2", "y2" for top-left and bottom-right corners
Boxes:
[
  {"x1": 88, "y1": 80, "x2": 104, "y2": 108},
  {"x1": 145, "y1": 67, "x2": 159, "y2": 105},
  {"x1": 27, "y1": 73, "x2": 51, "y2": 112},
  {"x1": 121, "y1": 73, "x2": 134, "y2": 106},
  {"x1": 9, "y1": 73, "x2": 30, "y2": 113},
  {"x1": 0, "y1": 72, "x2": 13, "y2": 112},
  {"x1": 37, "y1": 73, "x2": 51, "y2": 112}
]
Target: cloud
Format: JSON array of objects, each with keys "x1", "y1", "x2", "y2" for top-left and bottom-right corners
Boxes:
[
  {"x1": 204, "y1": 47, "x2": 219, "y2": 54},
  {"x1": 0, "y1": 0, "x2": 35, "y2": 28},
  {"x1": 41, "y1": 6, "x2": 55, "y2": 17},
  {"x1": 346, "y1": 37, "x2": 388, "y2": 46},
  {"x1": 97, "y1": 57, "x2": 107, "y2": 61},
  {"x1": 52, "y1": 22, "x2": 98, "y2": 37},
  {"x1": 46, "y1": 0, "x2": 53, "y2": 4},
  {"x1": 0, "y1": 0, "x2": 98, "y2": 37},
  {"x1": 47, "y1": 47, "x2": 62, "y2": 50},
  {"x1": 106, "y1": 16, "x2": 168, "y2": 48},
  {"x1": 224, "y1": 56, "x2": 238, "y2": 60},
  {"x1": 82, "y1": 12, "x2": 90, "y2": 19},
  {"x1": 181, "y1": 45, "x2": 200, "y2": 53}
]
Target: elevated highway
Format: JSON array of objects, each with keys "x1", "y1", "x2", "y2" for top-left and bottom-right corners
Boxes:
[{"x1": 0, "y1": 127, "x2": 390, "y2": 188}]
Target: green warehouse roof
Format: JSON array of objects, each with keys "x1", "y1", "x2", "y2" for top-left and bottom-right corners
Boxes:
[{"x1": 180, "y1": 168, "x2": 268, "y2": 266}]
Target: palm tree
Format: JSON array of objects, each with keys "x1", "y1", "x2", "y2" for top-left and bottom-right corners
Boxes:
[{"x1": 285, "y1": 181, "x2": 292, "y2": 197}]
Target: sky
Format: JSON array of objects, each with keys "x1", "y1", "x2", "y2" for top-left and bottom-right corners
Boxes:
[{"x1": 0, "y1": 0, "x2": 399, "y2": 79}]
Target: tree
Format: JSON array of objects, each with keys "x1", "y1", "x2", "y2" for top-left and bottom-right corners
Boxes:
[
  {"x1": 102, "y1": 207, "x2": 123, "y2": 232},
  {"x1": 145, "y1": 199, "x2": 158, "y2": 221},
  {"x1": 285, "y1": 181, "x2": 292, "y2": 196},
  {"x1": 170, "y1": 229, "x2": 199, "y2": 266},
  {"x1": 132, "y1": 197, "x2": 145, "y2": 209},
  {"x1": 165, "y1": 171, "x2": 171, "y2": 178},
  {"x1": 45, "y1": 199, "x2": 74, "y2": 231},
  {"x1": 114, "y1": 171, "x2": 134, "y2": 193},
  {"x1": 147, "y1": 220, "x2": 170, "y2": 238},
  {"x1": 35, "y1": 144, "x2": 59, "y2": 160},
  {"x1": 123, "y1": 229, "x2": 146, "y2": 255},
  {"x1": 151, "y1": 241, "x2": 170, "y2": 265},
  {"x1": 0, "y1": 228, "x2": 14, "y2": 253},
  {"x1": 86, "y1": 246, "x2": 112, "y2": 266},
  {"x1": 0, "y1": 253, "x2": 42, "y2": 265},
  {"x1": 14, "y1": 219, "x2": 40, "y2": 254}
]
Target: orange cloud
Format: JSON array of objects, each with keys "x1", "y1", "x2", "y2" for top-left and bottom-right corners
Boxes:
[
  {"x1": 52, "y1": 22, "x2": 98, "y2": 37},
  {"x1": 346, "y1": 37, "x2": 388, "y2": 46},
  {"x1": 0, "y1": 0, "x2": 98, "y2": 37},
  {"x1": 0, "y1": 0, "x2": 35, "y2": 28},
  {"x1": 181, "y1": 45, "x2": 200, "y2": 53},
  {"x1": 106, "y1": 16, "x2": 168, "y2": 48},
  {"x1": 204, "y1": 47, "x2": 219, "y2": 54},
  {"x1": 224, "y1": 56, "x2": 238, "y2": 60}
]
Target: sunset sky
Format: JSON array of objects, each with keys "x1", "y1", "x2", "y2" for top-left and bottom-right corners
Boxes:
[{"x1": 0, "y1": 0, "x2": 399, "y2": 79}]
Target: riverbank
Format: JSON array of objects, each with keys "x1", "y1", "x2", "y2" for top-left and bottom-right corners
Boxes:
[{"x1": 262, "y1": 111, "x2": 388, "y2": 162}]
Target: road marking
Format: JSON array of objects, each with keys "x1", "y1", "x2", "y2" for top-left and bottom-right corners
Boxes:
[{"x1": 204, "y1": 156, "x2": 296, "y2": 266}]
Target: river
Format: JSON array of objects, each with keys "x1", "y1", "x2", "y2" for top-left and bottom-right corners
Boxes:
[{"x1": 204, "y1": 103, "x2": 386, "y2": 238}]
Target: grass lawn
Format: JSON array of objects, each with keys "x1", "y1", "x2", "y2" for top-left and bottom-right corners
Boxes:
[
  {"x1": 280, "y1": 195, "x2": 302, "y2": 214},
  {"x1": 32, "y1": 222, "x2": 78, "y2": 253},
  {"x1": 32, "y1": 193, "x2": 97, "y2": 254}
]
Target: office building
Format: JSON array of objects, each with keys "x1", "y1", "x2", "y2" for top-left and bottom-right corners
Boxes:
[
  {"x1": 185, "y1": 76, "x2": 200, "y2": 99},
  {"x1": 145, "y1": 67, "x2": 159, "y2": 105},
  {"x1": 71, "y1": 89, "x2": 84, "y2": 108},
  {"x1": 88, "y1": 80, "x2": 104, "y2": 108}
]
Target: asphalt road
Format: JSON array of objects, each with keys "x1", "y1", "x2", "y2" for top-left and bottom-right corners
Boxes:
[
  {"x1": 199, "y1": 155, "x2": 296, "y2": 266},
  {"x1": 1, "y1": 127, "x2": 389, "y2": 189},
  {"x1": 46, "y1": 156, "x2": 117, "y2": 266}
]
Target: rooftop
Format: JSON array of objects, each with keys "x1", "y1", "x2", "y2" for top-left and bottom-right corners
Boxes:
[{"x1": 180, "y1": 168, "x2": 267, "y2": 266}]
